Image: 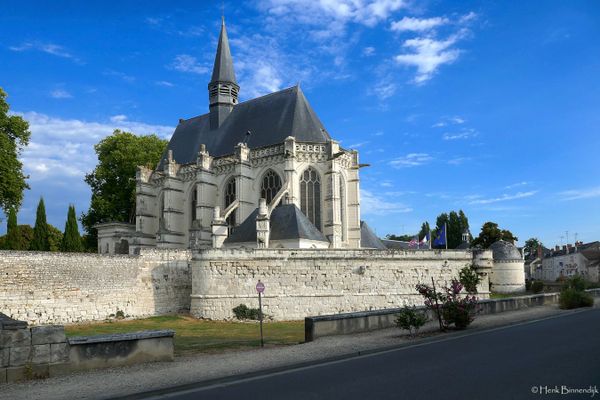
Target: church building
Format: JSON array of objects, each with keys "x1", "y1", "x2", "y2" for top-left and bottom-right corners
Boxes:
[{"x1": 97, "y1": 20, "x2": 378, "y2": 253}]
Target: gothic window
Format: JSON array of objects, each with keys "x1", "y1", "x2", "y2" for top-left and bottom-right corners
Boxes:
[
  {"x1": 224, "y1": 177, "x2": 236, "y2": 233},
  {"x1": 190, "y1": 185, "x2": 197, "y2": 224},
  {"x1": 300, "y1": 167, "x2": 321, "y2": 230},
  {"x1": 339, "y1": 174, "x2": 346, "y2": 242},
  {"x1": 260, "y1": 170, "x2": 282, "y2": 205}
]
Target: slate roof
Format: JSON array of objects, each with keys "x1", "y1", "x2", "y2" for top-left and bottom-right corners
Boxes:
[
  {"x1": 159, "y1": 86, "x2": 330, "y2": 169},
  {"x1": 210, "y1": 20, "x2": 237, "y2": 85},
  {"x1": 489, "y1": 240, "x2": 523, "y2": 261},
  {"x1": 360, "y1": 221, "x2": 387, "y2": 249},
  {"x1": 224, "y1": 204, "x2": 328, "y2": 244},
  {"x1": 381, "y1": 239, "x2": 410, "y2": 250}
]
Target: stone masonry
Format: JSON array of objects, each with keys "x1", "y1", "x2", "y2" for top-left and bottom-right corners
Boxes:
[
  {"x1": 0, "y1": 249, "x2": 191, "y2": 325},
  {"x1": 191, "y1": 248, "x2": 491, "y2": 320}
]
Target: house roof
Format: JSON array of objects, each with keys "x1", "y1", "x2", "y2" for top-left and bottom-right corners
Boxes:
[
  {"x1": 381, "y1": 239, "x2": 410, "y2": 250},
  {"x1": 360, "y1": 221, "x2": 387, "y2": 249},
  {"x1": 158, "y1": 86, "x2": 330, "y2": 169},
  {"x1": 224, "y1": 204, "x2": 328, "y2": 244}
]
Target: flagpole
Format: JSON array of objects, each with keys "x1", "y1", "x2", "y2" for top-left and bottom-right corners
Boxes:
[{"x1": 445, "y1": 222, "x2": 448, "y2": 250}]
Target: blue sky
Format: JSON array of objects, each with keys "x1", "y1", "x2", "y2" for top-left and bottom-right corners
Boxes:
[{"x1": 1, "y1": 0, "x2": 599, "y2": 247}]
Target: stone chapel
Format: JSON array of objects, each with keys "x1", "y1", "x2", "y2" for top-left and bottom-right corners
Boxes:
[{"x1": 97, "y1": 20, "x2": 376, "y2": 253}]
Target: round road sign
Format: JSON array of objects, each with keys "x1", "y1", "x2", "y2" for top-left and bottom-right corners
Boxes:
[{"x1": 256, "y1": 281, "x2": 265, "y2": 293}]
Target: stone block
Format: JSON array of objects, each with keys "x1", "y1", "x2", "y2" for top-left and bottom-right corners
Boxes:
[
  {"x1": 0, "y1": 328, "x2": 31, "y2": 348},
  {"x1": 9, "y1": 346, "x2": 31, "y2": 367},
  {"x1": 0, "y1": 367, "x2": 6, "y2": 384},
  {"x1": 31, "y1": 344, "x2": 50, "y2": 364},
  {"x1": 31, "y1": 325, "x2": 66, "y2": 345},
  {"x1": 50, "y1": 343, "x2": 69, "y2": 363},
  {"x1": 6, "y1": 366, "x2": 25, "y2": 382},
  {"x1": 0, "y1": 348, "x2": 8, "y2": 368}
]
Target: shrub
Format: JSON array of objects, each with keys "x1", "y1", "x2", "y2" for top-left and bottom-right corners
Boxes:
[
  {"x1": 564, "y1": 275, "x2": 586, "y2": 292},
  {"x1": 530, "y1": 280, "x2": 544, "y2": 294},
  {"x1": 395, "y1": 306, "x2": 428, "y2": 337},
  {"x1": 417, "y1": 279, "x2": 479, "y2": 330},
  {"x1": 525, "y1": 279, "x2": 532, "y2": 291},
  {"x1": 559, "y1": 288, "x2": 593, "y2": 309},
  {"x1": 459, "y1": 266, "x2": 481, "y2": 294},
  {"x1": 232, "y1": 304, "x2": 261, "y2": 320}
]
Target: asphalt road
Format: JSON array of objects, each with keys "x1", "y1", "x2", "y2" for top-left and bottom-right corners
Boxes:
[{"x1": 143, "y1": 309, "x2": 600, "y2": 400}]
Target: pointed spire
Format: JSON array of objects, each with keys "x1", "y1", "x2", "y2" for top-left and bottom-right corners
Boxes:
[{"x1": 210, "y1": 19, "x2": 237, "y2": 85}]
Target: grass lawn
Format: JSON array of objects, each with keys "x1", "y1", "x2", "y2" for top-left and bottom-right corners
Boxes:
[{"x1": 64, "y1": 315, "x2": 304, "y2": 356}]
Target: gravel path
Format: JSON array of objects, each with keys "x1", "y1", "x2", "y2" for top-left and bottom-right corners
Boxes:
[{"x1": 1, "y1": 303, "x2": 594, "y2": 400}]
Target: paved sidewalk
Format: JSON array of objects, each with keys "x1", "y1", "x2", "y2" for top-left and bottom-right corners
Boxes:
[{"x1": 0, "y1": 303, "x2": 594, "y2": 400}]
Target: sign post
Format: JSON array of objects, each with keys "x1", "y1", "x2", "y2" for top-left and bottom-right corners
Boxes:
[{"x1": 256, "y1": 280, "x2": 265, "y2": 347}]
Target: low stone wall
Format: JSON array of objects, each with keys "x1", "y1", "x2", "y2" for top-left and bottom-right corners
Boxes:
[
  {"x1": 68, "y1": 330, "x2": 174, "y2": 372},
  {"x1": 304, "y1": 288, "x2": 600, "y2": 341},
  {"x1": 191, "y1": 248, "x2": 488, "y2": 320},
  {"x1": 0, "y1": 313, "x2": 174, "y2": 384},
  {"x1": 0, "y1": 249, "x2": 192, "y2": 325}
]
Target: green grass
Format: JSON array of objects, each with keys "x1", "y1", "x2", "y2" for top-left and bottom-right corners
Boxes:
[{"x1": 64, "y1": 315, "x2": 304, "y2": 356}]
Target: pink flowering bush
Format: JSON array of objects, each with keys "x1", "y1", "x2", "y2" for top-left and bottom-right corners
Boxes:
[{"x1": 416, "y1": 279, "x2": 479, "y2": 330}]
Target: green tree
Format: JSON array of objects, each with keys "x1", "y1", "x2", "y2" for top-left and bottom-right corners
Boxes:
[
  {"x1": 30, "y1": 197, "x2": 50, "y2": 251},
  {"x1": 433, "y1": 210, "x2": 469, "y2": 249},
  {"x1": 0, "y1": 88, "x2": 31, "y2": 214},
  {"x1": 61, "y1": 205, "x2": 83, "y2": 252},
  {"x1": 386, "y1": 234, "x2": 414, "y2": 242},
  {"x1": 471, "y1": 221, "x2": 518, "y2": 248},
  {"x1": 418, "y1": 222, "x2": 430, "y2": 241},
  {"x1": 524, "y1": 237, "x2": 542, "y2": 259},
  {"x1": 81, "y1": 130, "x2": 167, "y2": 248},
  {"x1": 47, "y1": 224, "x2": 63, "y2": 252},
  {"x1": 5, "y1": 207, "x2": 19, "y2": 250}
]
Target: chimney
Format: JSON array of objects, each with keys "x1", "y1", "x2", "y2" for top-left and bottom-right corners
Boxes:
[
  {"x1": 562, "y1": 245, "x2": 567, "y2": 252},
  {"x1": 555, "y1": 245, "x2": 560, "y2": 252},
  {"x1": 537, "y1": 246, "x2": 543, "y2": 259},
  {"x1": 567, "y1": 244, "x2": 572, "y2": 254}
]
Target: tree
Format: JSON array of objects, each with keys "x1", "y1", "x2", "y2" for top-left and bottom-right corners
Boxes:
[
  {"x1": 61, "y1": 205, "x2": 83, "y2": 252},
  {"x1": 432, "y1": 210, "x2": 469, "y2": 249},
  {"x1": 418, "y1": 222, "x2": 430, "y2": 241},
  {"x1": 5, "y1": 207, "x2": 19, "y2": 250},
  {"x1": 385, "y1": 234, "x2": 414, "y2": 242},
  {"x1": 471, "y1": 222, "x2": 518, "y2": 248},
  {"x1": 47, "y1": 224, "x2": 63, "y2": 252},
  {"x1": 524, "y1": 237, "x2": 542, "y2": 259},
  {"x1": 81, "y1": 130, "x2": 167, "y2": 248},
  {"x1": 0, "y1": 88, "x2": 31, "y2": 214},
  {"x1": 30, "y1": 197, "x2": 50, "y2": 251}
]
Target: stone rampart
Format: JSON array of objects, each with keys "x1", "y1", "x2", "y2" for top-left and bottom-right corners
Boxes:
[
  {"x1": 0, "y1": 249, "x2": 192, "y2": 325},
  {"x1": 191, "y1": 248, "x2": 487, "y2": 320}
]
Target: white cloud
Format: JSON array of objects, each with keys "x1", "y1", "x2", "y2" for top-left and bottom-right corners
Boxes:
[
  {"x1": 447, "y1": 157, "x2": 470, "y2": 165},
  {"x1": 390, "y1": 16, "x2": 449, "y2": 32},
  {"x1": 559, "y1": 186, "x2": 600, "y2": 201},
  {"x1": 103, "y1": 69, "x2": 136, "y2": 83},
  {"x1": 362, "y1": 46, "x2": 376, "y2": 56},
  {"x1": 504, "y1": 181, "x2": 529, "y2": 189},
  {"x1": 394, "y1": 33, "x2": 463, "y2": 83},
  {"x1": 16, "y1": 111, "x2": 174, "y2": 183},
  {"x1": 389, "y1": 153, "x2": 433, "y2": 168},
  {"x1": 259, "y1": 0, "x2": 407, "y2": 32},
  {"x1": 170, "y1": 54, "x2": 209, "y2": 75},
  {"x1": 348, "y1": 141, "x2": 370, "y2": 148},
  {"x1": 371, "y1": 81, "x2": 397, "y2": 100},
  {"x1": 361, "y1": 189, "x2": 412, "y2": 216},
  {"x1": 9, "y1": 41, "x2": 82, "y2": 63},
  {"x1": 50, "y1": 89, "x2": 72, "y2": 99},
  {"x1": 155, "y1": 80, "x2": 174, "y2": 87},
  {"x1": 469, "y1": 191, "x2": 538, "y2": 205},
  {"x1": 432, "y1": 116, "x2": 465, "y2": 127},
  {"x1": 442, "y1": 128, "x2": 478, "y2": 140}
]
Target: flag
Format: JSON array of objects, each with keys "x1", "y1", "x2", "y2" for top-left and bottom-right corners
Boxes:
[
  {"x1": 419, "y1": 232, "x2": 430, "y2": 249},
  {"x1": 408, "y1": 235, "x2": 419, "y2": 248},
  {"x1": 433, "y1": 224, "x2": 447, "y2": 248}
]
